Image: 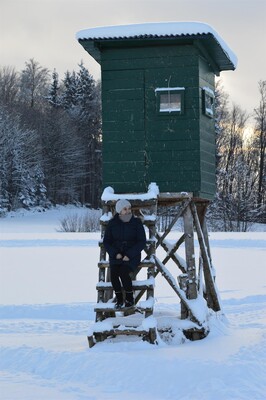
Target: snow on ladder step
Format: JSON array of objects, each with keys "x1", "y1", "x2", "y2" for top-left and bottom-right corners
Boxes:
[
  {"x1": 96, "y1": 277, "x2": 155, "y2": 291},
  {"x1": 87, "y1": 314, "x2": 157, "y2": 347},
  {"x1": 94, "y1": 297, "x2": 154, "y2": 313}
]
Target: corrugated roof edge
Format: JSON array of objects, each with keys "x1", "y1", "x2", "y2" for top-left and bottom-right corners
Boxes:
[{"x1": 76, "y1": 21, "x2": 238, "y2": 68}]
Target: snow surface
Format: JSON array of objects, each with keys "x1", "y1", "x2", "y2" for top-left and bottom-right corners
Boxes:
[
  {"x1": 0, "y1": 207, "x2": 265, "y2": 400},
  {"x1": 76, "y1": 21, "x2": 238, "y2": 68}
]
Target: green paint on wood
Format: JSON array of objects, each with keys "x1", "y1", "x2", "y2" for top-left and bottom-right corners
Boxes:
[{"x1": 79, "y1": 35, "x2": 223, "y2": 199}]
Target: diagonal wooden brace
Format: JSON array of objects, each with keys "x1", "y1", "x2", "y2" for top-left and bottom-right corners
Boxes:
[
  {"x1": 156, "y1": 232, "x2": 187, "y2": 273},
  {"x1": 156, "y1": 199, "x2": 191, "y2": 249},
  {"x1": 154, "y1": 256, "x2": 205, "y2": 327}
]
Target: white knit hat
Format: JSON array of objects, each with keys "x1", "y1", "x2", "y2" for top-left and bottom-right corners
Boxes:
[{"x1": 115, "y1": 199, "x2": 131, "y2": 214}]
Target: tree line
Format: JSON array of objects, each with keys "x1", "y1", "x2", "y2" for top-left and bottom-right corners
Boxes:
[
  {"x1": 0, "y1": 59, "x2": 265, "y2": 230},
  {"x1": 0, "y1": 59, "x2": 102, "y2": 211},
  {"x1": 209, "y1": 80, "x2": 266, "y2": 230}
]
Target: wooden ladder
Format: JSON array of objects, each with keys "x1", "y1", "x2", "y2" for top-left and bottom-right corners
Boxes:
[{"x1": 87, "y1": 198, "x2": 158, "y2": 347}]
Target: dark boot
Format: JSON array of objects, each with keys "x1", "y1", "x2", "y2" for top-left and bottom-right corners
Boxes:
[
  {"x1": 125, "y1": 291, "x2": 134, "y2": 308},
  {"x1": 114, "y1": 292, "x2": 124, "y2": 310}
]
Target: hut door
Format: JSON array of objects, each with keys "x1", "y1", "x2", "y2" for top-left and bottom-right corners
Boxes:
[{"x1": 144, "y1": 70, "x2": 186, "y2": 192}]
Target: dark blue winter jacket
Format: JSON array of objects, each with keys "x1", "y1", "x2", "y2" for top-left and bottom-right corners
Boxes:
[{"x1": 103, "y1": 214, "x2": 146, "y2": 271}]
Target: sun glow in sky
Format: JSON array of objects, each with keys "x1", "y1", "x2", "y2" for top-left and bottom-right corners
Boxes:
[{"x1": 243, "y1": 125, "x2": 256, "y2": 143}]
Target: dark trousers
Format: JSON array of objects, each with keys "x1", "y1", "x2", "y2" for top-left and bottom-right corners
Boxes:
[{"x1": 110, "y1": 263, "x2": 133, "y2": 293}]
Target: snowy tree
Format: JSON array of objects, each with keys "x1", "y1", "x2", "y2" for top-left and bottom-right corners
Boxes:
[
  {"x1": 0, "y1": 66, "x2": 19, "y2": 110},
  {"x1": 41, "y1": 106, "x2": 88, "y2": 204},
  {"x1": 19, "y1": 59, "x2": 50, "y2": 109},
  {"x1": 59, "y1": 63, "x2": 102, "y2": 207},
  {"x1": 18, "y1": 167, "x2": 48, "y2": 208},
  {"x1": 47, "y1": 69, "x2": 61, "y2": 108},
  {"x1": 0, "y1": 107, "x2": 47, "y2": 211},
  {"x1": 76, "y1": 61, "x2": 96, "y2": 121},
  {"x1": 0, "y1": 60, "x2": 102, "y2": 209},
  {"x1": 208, "y1": 83, "x2": 258, "y2": 231},
  {"x1": 61, "y1": 70, "x2": 78, "y2": 112},
  {"x1": 214, "y1": 81, "x2": 230, "y2": 174},
  {"x1": 75, "y1": 62, "x2": 102, "y2": 207},
  {"x1": 253, "y1": 80, "x2": 266, "y2": 211}
]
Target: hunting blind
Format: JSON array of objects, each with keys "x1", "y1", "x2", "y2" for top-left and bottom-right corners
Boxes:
[
  {"x1": 76, "y1": 22, "x2": 237, "y2": 346},
  {"x1": 77, "y1": 22, "x2": 236, "y2": 199}
]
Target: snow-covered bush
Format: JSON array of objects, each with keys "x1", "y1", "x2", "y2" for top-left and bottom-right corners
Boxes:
[{"x1": 58, "y1": 209, "x2": 101, "y2": 232}]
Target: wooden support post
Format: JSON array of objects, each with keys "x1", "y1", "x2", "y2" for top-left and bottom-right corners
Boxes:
[
  {"x1": 178, "y1": 274, "x2": 189, "y2": 319},
  {"x1": 87, "y1": 335, "x2": 95, "y2": 348},
  {"x1": 190, "y1": 202, "x2": 221, "y2": 312},
  {"x1": 149, "y1": 328, "x2": 157, "y2": 344},
  {"x1": 195, "y1": 202, "x2": 212, "y2": 266},
  {"x1": 197, "y1": 256, "x2": 204, "y2": 295},
  {"x1": 183, "y1": 205, "x2": 197, "y2": 299}
]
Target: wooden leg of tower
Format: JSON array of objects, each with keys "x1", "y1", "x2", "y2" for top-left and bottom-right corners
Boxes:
[
  {"x1": 87, "y1": 335, "x2": 96, "y2": 348},
  {"x1": 178, "y1": 273, "x2": 189, "y2": 319},
  {"x1": 183, "y1": 204, "x2": 197, "y2": 300},
  {"x1": 195, "y1": 202, "x2": 212, "y2": 264},
  {"x1": 190, "y1": 202, "x2": 221, "y2": 312},
  {"x1": 149, "y1": 327, "x2": 157, "y2": 344}
]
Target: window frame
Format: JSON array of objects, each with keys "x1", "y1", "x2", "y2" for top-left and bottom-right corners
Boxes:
[
  {"x1": 155, "y1": 87, "x2": 185, "y2": 115},
  {"x1": 202, "y1": 87, "x2": 215, "y2": 118}
]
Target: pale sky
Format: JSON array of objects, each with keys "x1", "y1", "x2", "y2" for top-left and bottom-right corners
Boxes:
[{"x1": 1, "y1": 0, "x2": 266, "y2": 115}]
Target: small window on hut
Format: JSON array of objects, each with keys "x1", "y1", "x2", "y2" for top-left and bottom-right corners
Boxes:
[
  {"x1": 202, "y1": 87, "x2": 214, "y2": 118},
  {"x1": 155, "y1": 87, "x2": 185, "y2": 114}
]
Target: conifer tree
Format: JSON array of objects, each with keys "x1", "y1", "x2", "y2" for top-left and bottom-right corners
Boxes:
[{"x1": 48, "y1": 69, "x2": 61, "y2": 108}]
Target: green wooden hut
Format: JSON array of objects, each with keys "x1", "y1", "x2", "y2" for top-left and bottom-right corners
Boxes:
[{"x1": 76, "y1": 22, "x2": 237, "y2": 199}]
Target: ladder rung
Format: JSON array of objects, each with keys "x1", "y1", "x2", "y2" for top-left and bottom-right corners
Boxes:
[
  {"x1": 94, "y1": 304, "x2": 153, "y2": 313},
  {"x1": 95, "y1": 328, "x2": 150, "y2": 337},
  {"x1": 98, "y1": 239, "x2": 155, "y2": 247},
  {"x1": 98, "y1": 260, "x2": 155, "y2": 269},
  {"x1": 98, "y1": 261, "x2": 109, "y2": 268},
  {"x1": 96, "y1": 280, "x2": 154, "y2": 291}
]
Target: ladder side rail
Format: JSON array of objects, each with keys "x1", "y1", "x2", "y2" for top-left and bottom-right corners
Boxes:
[
  {"x1": 144, "y1": 202, "x2": 157, "y2": 317},
  {"x1": 99, "y1": 202, "x2": 114, "y2": 308}
]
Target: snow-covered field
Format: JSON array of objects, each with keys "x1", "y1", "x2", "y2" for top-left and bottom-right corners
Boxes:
[{"x1": 0, "y1": 206, "x2": 265, "y2": 400}]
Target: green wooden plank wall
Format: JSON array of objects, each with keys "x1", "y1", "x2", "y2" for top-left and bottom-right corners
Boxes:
[{"x1": 100, "y1": 42, "x2": 216, "y2": 198}]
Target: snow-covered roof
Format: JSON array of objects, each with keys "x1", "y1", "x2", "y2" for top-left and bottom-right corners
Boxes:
[{"x1": 76, "y1": 21, "x2": 237, "y2": 70}]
